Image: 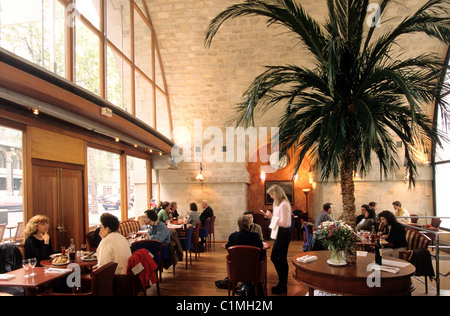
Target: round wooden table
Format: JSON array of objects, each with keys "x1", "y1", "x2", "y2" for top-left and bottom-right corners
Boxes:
[{"x1": 292, "y1": 251, "x2": 416, "y2": 296}]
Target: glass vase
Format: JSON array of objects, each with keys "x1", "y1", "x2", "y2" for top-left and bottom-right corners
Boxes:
[{"x1": 328, "y1": 245, "x2": 347, "y2": 266}]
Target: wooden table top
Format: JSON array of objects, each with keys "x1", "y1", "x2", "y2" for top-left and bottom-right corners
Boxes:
[
  {"x1": 0, "y1": 267, "x2": 70, "y2": 289},
  {"x1": 292, "y1": 251, "x2": 416, "y2": 296}
]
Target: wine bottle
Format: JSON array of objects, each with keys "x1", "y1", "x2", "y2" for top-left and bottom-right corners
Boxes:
[{"x1": 375, "y1": 239, "x2": 382, "y2": 266}]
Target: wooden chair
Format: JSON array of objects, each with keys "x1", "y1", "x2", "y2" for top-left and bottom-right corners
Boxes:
[
  {"x1": 192, "y1": 223, "x2": 201, "y2": 260},
  {"x1": 4, "y1": 222, "x2": 24, "y2": 244},
  {"x1": 0, "y1": 224, "x2": 6, "y2": 243},
  {"x1": 118, "y1": 220, "x2": 141, "y2": 238},
  {"x1": 226, "y1": 245, "x2": 267, "y2": 296},
  {"x1": 42, "y1": 262, "x2": 118, "y2": 296},
  {"x1": 199, "y1": 217, "x2": 211, "y2": 251},
  {"x1": 410, "y1": 214, "x2": 419, "y2": 224},
  {"x1": 179, "y1": 226, "x2": 194, "y2": 268},
  {"x1": 208, "y1": 216, "x2": 216, "y2": 248}
]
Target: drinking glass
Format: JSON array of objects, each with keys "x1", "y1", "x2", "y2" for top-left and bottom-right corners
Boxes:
[
  {"x1": 22, "y1": 259, "x2": 30, "y2": 278},
  {"x1": 28, "y1": 258, "x2": 37, "y2": 277}
]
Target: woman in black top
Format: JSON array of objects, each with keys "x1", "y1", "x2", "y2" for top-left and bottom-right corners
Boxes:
[
  {"x1": 378, "y1": 210, "x2": 407, "y2": 257},
  {"x1": 24, "y1": 215, "x2": 54, "y2": 267}
]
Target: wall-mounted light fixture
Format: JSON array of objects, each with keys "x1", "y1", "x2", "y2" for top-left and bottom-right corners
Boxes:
[
  {"x1": 196, "y1": 163, "x2": 204, "y2": 181},
  {"x1": 260, "y1": 171, "x2": 266, "y2": 181}
]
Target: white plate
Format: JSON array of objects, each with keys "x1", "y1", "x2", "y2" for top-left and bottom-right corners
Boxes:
[
  {"x1": 52, "y1": 260, "x2": 69, "y2": 266},
  {"x1": 50, "y1": 253, "x2": 62, "y2": 259},
  {"x1": 81, "y1": 256, "x2": 97, "y2": 262},
  {"x1": 327, "y1": 259, "x2": 347, "y2": 266}
]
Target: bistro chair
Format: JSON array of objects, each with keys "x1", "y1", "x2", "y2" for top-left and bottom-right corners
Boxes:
[
  {"x1": 226, "y1": 245, "x2": 267, "y2": 296},
  {"x1": 4, "y1": 222, "x2": 23, "y2": 244},
  {"x1": 400, "y1": 227, "x2": 433, "y2": 294},
  {"x1": 301, "y1": 219, "x2": 313, "y2": 252},
  {"x1": 192, "y1": 223, "x2": 201, "y2": 260},
  {"x1": 131, "y1": 239, "x2": 163, "y2": 282},
  {"x1": 179, "y1": 226, "x2": 194, "y2": 268},
  {"x1": 118, "y1": 249, "x2": 160, "y2": 296},
  {"x1": 0, "y1": 224, "x2": 6, "y2": 243},
  {"x1": 208, "y1": 216, "x2": 216, "y2": 248},
  {"x1": 199, "y1": 217, "x2": 211, "y2": 251},
  {"x1": 42, "y1": 262, "x2": 118, "y2": 296},
  {"x1": 118, "y1": 220, "x2": 141, "y2": 238}
]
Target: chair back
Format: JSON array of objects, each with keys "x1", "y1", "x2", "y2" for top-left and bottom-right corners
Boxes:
[
  {"x1": 131, "y1": 240, "x2": 162, "y2": 268},
  {"x1": 180, "y1": 226, "x2": 194, "y2": 251},
  {"x1": 118, "y1": 220, "x2": 141, "y2": 237},
  {"x1": 301, "y1": 219, "x2": 312, "y2": 252},
  {"x1": 209, "y1": 216, "x2": 216, "y2": 234},
  {"x1": 91, "y1": 262, "x2": 118, "y2": 296},
  {"x1": 252, "y1": 212, "x2": 265, "y2": 229},
  {"x1": 0, "y1": 224, "x2": 5, "y2": 243},
  {"x1": 405, "y1": 227, "x2": 431, "y2": 251},
  {"x1": 199, "y1": 218, "x2": 211, "y2": 238},
  {"x1": 85, "y1": 230, "x2": 100, "y2": 251},
  {"x1": 226, "y1": 245, "x2": 262, "y2": 284},
  {"x1": 13, "y1": 222, "x2": 23, "y2": 243},
  {"x1": 431, "y1": 217, "x2": 441, "y2": 229}
]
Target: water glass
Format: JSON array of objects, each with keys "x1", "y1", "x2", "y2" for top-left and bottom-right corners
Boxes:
[{"x1": 22, "y1": 259, "x2": 30, "y2": 278}]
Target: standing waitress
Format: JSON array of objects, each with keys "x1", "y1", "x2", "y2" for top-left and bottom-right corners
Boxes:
[{"x1": 265, "y1": 185, "x2": 292, "y2": 294}]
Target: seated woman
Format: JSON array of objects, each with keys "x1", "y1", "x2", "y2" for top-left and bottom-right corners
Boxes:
[
  {"x1": 170, "y1": 201, "x2": 180, "y2": 220},
  {"x1": 377, "y1": 210, "x2": 407, "y2": 257},
  {"x1": 186, "y1": 203, "x2": 200, "y2": 227},
  {"x1": 356, "y1": 205, "x2": 377, "y2": 232},
  {"x1": 24, "y1": 215, "x2": 54, "y2": 266},
  {"x1": 144, "y1": 209, "x2": 171, "y2": 244},
  {"x1": 96, "y1": 213, "x2": 132, "y2": 275}
]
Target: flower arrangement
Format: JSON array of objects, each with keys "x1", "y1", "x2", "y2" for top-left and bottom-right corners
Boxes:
[{"x1": 314, "y1": 220, "x2": 356, "y2": 265}]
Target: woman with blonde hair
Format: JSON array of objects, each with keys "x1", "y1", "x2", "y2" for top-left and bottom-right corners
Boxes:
[
  {"x1": 24, "y1": 215, "x2": 54, "y2": 266},
  {"x1": 265, "y1": 185, "x2": 292, "y2": 294}
]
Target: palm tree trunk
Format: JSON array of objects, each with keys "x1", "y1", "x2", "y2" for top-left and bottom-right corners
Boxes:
[{"x1": 340, "y1": 153, "x2": 357, "y2": 263}]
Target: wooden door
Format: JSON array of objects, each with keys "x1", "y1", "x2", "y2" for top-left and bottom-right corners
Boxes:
[{"x1": 31, "y1": 160, "x2": 85, "y2": 250}]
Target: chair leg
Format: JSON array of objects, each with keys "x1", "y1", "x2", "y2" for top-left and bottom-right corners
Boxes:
[{"x1": 425, "y1": 276, "x2": 428, "y2": 294}]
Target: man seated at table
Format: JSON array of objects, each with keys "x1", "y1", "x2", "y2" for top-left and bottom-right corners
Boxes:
[
  {"x1": 224, "y1": 215, "x2": 265, "y2": 296},
  {"x1": 315, "y1": 202, "x2": 333, "y2": 228},
  {"x1": 144, "y1": 209, "x2": 171, "y2": 244},
  {"x1": 243, "y1": 211, "x2": 263, "y2": 242},
  {"x1": 226, "y1": 216, "x2": 265, "y2": 261}
]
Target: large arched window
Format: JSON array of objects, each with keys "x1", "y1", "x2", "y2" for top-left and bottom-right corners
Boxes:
[
  {"x1": 0, "y1": 0, "x2": 172, "y2": 140},
  {"x1": 434, "y1": 48, "x2": 450, "y2": 230}
]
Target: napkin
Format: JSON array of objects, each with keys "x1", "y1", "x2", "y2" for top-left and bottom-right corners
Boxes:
[
  {"x1": 297, "y1": 255, "x2": 318, "y2": 263},
  {"x1": 371, "y1": 265, "x2": 400, "y2": 274},
  {"x1": 0, "y1": 274, "x2": 15, "y2": 280},
  {"x1": 45, "y1": 268, "x2": 70, "y2": 274}
]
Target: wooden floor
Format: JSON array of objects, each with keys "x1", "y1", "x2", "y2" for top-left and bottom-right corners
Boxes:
[{"x1": 145, "y1": 239, "x2": 449, "y2": 297}]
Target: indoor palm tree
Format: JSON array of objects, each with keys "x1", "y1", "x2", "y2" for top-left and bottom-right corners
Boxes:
[{"x1": 205, "y1": 0, "x2": 450, "y2": 262}]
